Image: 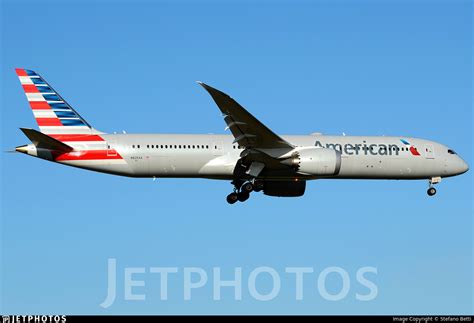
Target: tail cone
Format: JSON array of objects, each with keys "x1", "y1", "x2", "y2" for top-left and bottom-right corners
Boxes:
[{"x1": 15, "y1": 145, "x2": 28, "y2": 153}]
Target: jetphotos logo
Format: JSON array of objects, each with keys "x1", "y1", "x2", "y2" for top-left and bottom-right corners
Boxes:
[
  {"x1": 400, "y1": 139, "x2": 421, "y2": 156},
  {"x1": 100, "y1": 258, "x2": 378, "y2": 308}
]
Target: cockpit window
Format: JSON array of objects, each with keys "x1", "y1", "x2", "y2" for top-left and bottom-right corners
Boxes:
[{"x1": 448, "y1": 149, "x2": 456, "y2": 155}]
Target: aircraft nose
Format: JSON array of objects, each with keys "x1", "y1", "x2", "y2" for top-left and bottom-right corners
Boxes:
[
  {"x1": 460, "y1": 159, "x2": 469, "y2": 174},
  {"x1": 453, "y1": 157, "x2": 469, "y2": 175}
]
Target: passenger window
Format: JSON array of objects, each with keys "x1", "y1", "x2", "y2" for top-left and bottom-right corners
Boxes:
[
  {"x1": 206, "y1": 145, "x2": 209, "y2": 149},
  {"x1": 132, "y1": 145, "x2": 135, "y2": 148},
  {"x1": 174, "y1": 145, "x2": 177, "y2": 149},
  {"x1": 165, "y1": 145, "x2": 168, "y2": 148},
  {"x1": 137, "y1": 145, "x2": 140, "y2": 149},
  {"x1": 147, "y1": 145, "x2": 149, "y2": 148}
]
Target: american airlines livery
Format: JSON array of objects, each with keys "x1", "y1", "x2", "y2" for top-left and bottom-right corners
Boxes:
[{"x1": 14, "y1": 69, "x2": 469, "y2": 204}]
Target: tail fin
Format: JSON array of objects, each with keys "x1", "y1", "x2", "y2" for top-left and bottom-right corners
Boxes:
[{"x1": 15, "y1": 68, "x2": 102, "y2": 135}]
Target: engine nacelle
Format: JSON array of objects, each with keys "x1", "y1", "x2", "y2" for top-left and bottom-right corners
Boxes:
[
  {"x1": 282, "y1": 147, "x2": 342, "y2": 176},
  {"x1": 263, "y1": 180, "x2": 306, "y2": 197}
]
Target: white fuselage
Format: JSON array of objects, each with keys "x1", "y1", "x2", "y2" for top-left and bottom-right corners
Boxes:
[{"x1": 48, "y1": 133, "x2": 468, "y2": 181}]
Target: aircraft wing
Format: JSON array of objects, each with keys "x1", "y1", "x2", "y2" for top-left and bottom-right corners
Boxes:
[{"x1": 198, "y1": 82, "x2": 294, "y2": 150}]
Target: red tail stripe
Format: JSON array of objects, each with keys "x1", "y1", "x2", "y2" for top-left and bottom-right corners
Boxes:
[
  {"x1": 49, "y1": 134, "x2": 105, "y2": 142},
  {"x1": 30, "y1": 101, "x2": 51, "y2": 110},
  {"x1": 22, "y1": 84, "x2": 39, "y2": 93},
  {"x1": 15, "y1": 68, "x2": 27, "y2": 76},
  {"x1": 55, "y1": 150, "x2": 122, "y2": 161},
  {"x1": 36, "y1": 118, "x2": 63, "y2": 126}
]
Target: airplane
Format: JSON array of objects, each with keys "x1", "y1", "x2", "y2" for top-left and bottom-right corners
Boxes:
[{"x1": 13, "y1": 68, "x2": 469, "y2": 204}]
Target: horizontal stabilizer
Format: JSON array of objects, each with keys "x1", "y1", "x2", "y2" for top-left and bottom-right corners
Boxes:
[{"x1": 20, "y1": 128, "x2": 74, "y2": 152}]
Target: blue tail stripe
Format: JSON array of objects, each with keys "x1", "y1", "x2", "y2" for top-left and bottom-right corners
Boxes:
[{"x1": 60, "y1": 119, "x2": 86, "y2": 126}]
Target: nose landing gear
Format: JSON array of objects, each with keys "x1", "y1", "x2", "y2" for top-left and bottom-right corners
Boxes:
[
  {"x1": 427, "y1": 187, "x2": 437, "y2": 196},
  {"x1": 427, "y1": 177, "x2": 441, "y2": 197}
]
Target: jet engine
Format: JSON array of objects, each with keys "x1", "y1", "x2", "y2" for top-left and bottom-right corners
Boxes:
[{"x1": 281, "y1": 147, "x2": 342, "y2": 176}]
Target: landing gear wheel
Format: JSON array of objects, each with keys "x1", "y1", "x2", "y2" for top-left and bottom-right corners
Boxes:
[
  {"x1": 226, "y1": 192, "x2": 239, "y2": 204},
  {"x1": 238, "y1": 191, "x2": 250, "y2": 202},
  {"x1": 242, "y1": 182, "x2": 254, "y2": 193},
  {"x1": 427, "y1": 187, "x2": 437, "y2": 196}
]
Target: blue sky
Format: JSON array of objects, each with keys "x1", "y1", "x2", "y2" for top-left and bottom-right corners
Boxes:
[{"x1": 1, "y1": 0, "x2": 472, "y2": 315}]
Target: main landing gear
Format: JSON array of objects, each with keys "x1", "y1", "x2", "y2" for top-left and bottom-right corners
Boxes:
[
  {"x1": 226, "y1": 180, "x2": 264, "y2": 204},
  {"x1": 427, "y1": 177, "x2": 441, "y2": 197},
  {"x1": 226, "y1": 190, "x2": 250, "y2": 204}
]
